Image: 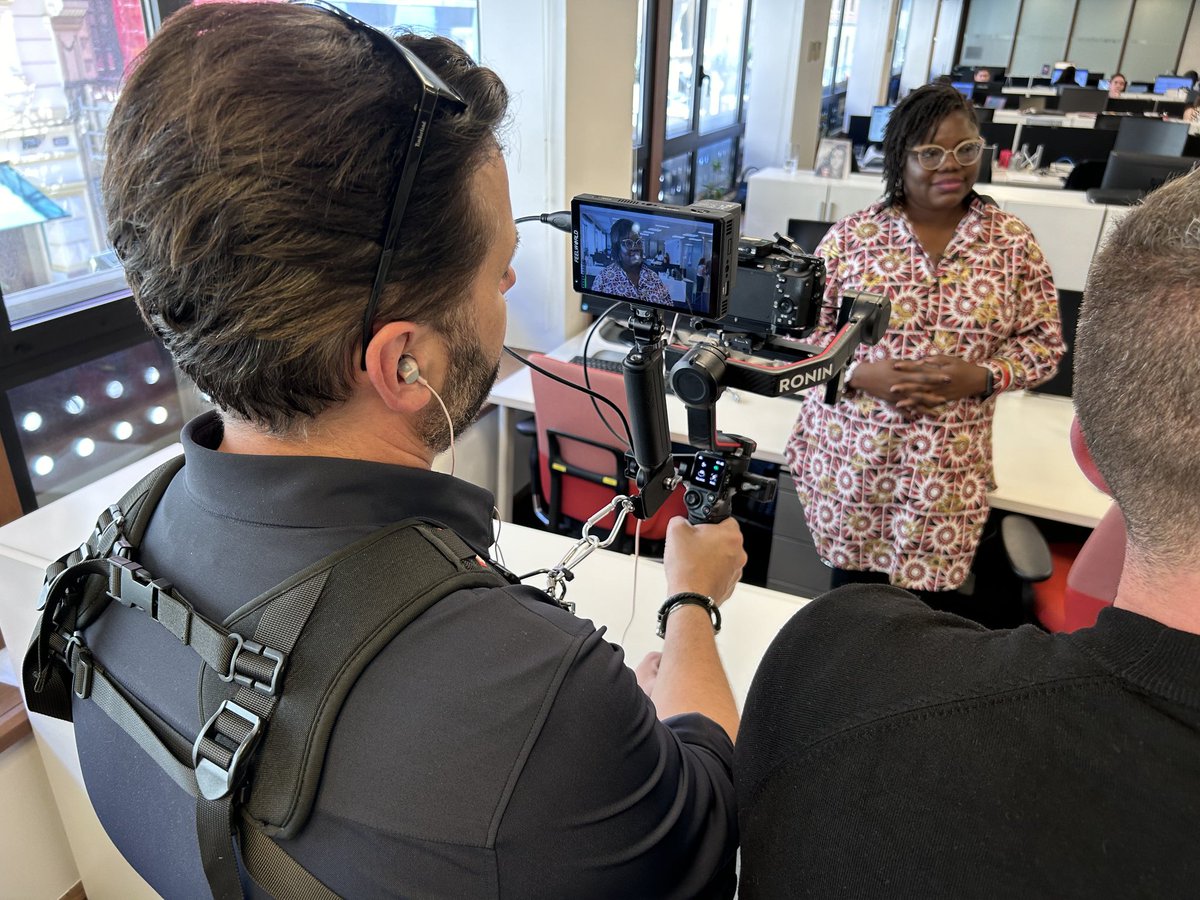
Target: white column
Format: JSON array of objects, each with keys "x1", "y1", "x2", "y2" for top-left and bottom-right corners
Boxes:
[
  {"x1": 743, "y1": 0, "x2": 833, "y2": 173},
  {"x1": 479, "y1": 0, "x2": 638, "y2": 352}
]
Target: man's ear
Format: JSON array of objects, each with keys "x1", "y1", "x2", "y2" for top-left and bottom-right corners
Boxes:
[
  {"x1": 1070, "y1": 416, "x2": 1112, "y2": 496},
  {"x1": 362, "y1": 320, "x2": 428, "y2": 413}
]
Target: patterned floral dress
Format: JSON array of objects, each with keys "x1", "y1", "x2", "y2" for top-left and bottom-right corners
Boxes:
[{"x1": 786, "y1": 197, "x2": 1065, "y2": 592}]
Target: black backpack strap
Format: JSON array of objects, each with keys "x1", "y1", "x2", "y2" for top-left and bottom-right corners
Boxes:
[{"x1": 24, "y1": 455, "x2": 185, "y2": 721}]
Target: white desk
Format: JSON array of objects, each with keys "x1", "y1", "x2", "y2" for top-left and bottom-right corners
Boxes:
[
  {"x1": 0, "y1": 448, "x2": 807, "y2": 898},
  {"x1": 488, "y1": 331, "x2": 1111, "y2": 529}
]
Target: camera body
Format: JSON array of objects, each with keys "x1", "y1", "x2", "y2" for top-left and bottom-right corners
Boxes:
[
  {"x1": 571, "y1": 194, "x2": 825, "y2": 343},
  {"x1": 707, "y1": 236, "x2": 826, "y2": 340}
]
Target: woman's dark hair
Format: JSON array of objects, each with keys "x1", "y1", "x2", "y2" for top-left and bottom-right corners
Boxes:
[
  {"x1": 104, "y1": 2, "x2": 509, "y2": 433},
  {"x1": 1057, "y1": 65, "x2": 1077, "y2": 86},
  {"x1": 610, "y1": 218, "x2": 636, "y2": 247},
  {"x1": 882, "y1": 83, "x2": 976, "y2": 205}
]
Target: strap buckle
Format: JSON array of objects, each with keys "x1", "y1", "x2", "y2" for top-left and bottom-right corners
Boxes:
[
  {"x1": 193, "y1": 700, "x2": 263, "y2": 801},
  {"x1": 63, "y1": 631, "x2": 93, "y2": 700},
  {"x1": 218, "y1": 636, "x2": 287, "y2": 696},
  {"x1": 109, "y1": 555, "x2": 173, "y2": 617}
]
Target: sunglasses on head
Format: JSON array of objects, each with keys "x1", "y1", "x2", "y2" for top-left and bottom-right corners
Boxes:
[{"x1": 290, "y1": 0, "x2": 469, "y2": 370}]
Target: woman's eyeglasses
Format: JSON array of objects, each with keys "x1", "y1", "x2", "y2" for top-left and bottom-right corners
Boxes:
[
  {"x1": 290, "y1": 0, "x2": 469, "y2": 370},
  {"x1": 909, "y1": 138, "x2": 986, "y2": 171},
  {"x1": 619, "y1": 238, "x2": 645, "y2": 251}
]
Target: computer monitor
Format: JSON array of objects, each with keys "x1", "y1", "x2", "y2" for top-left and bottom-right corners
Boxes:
[
  {"x1": 868, "y1": 105, "x2": 894, "y2": 143},
  {"x1": 975, "y1": 146, "x2": 994, "y2": 184},
  {"x1": 1100, "y1": 151, "x2": 1200, "y2": 192},
  {"x1": 1106, "y1": 97, "x2": 1149, "y2": 114},
  {"x1": 1126, "y1": 83, "x2": 1150, "y2": 94},
  {"x1": 974, "y1": 106, "x2": 995, "y2": 124},
  {"x1": 980, "y1": 121, "x2": 1017, "y2": 152},
  {"x1": 1086, "y1": 72, "x2": 1104, "y2": 87},
  {"x1": 1113, "y1": 117, "x2": 1190, "y2": 156},
  {"x1": 786, "y1": 219, "x2": 834, "y2": 253},
  {"x1": 1006, "y1": 76, "x2": 1031, "y2": 88},
  {"x1": 1020, "y1": 124, "x2": 1117, "y2": 165},
  {"x1": 984, "y1": 94, "x2": 1008, "y2": 110},
  {"x1": 1051, "y1": 68, "x2": 1088, "y2": 87},
  {"x1": 1031, "y1": 77, "x2": 1053, "y2": 87},
  {"x1": 1156, "y1": 100, "x2": 1188, "y2": 119},
  {"x1": 1058, "y1": 87, "x2": 1108, "y2": 113},
  {"x1": 847, "y1": 114, "x2": 871, "y2": 147},
  {"x1": 1153, "y1": 75, "x2": 1193, "y2": 94},
  {"x1": 950, "y1": 81, "x2": 974, "y2": 98}
]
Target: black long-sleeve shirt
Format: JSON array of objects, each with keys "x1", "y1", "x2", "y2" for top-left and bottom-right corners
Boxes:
[
  {"x1": 74, "y1": 412, "x2": 737, "y2": 898},
  {"x1": 736, "y1": 585, "x2": 1200, "y2": 898}
]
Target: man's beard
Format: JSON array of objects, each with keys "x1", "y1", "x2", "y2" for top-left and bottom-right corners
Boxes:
[{"x1": 416, "y1": 321, "x2": 501, "y2": 456}]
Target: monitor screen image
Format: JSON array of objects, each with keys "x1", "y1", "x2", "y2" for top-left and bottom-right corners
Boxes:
[
  {"x1": 1113, "y1": 117, "x2": 1190, "y2": 156},
  {"x1": 984, "y1": 95, "x2": 1008, "y2": 110},
  {"x1": 573, "y1": 200, "x2": 718, "y2": 315},
  {"x1": 1153, "y1": 75, "x2": 1193, "y2": 94},
  {"x1": 1101, "y1": 152, "x2": 1200, "y2": 193},
  {"x1": 950, "y1": 81, "x2": 975, "y2": 98},
  {"x1": 1058, "y1": 87, "x2": 1108, "y2": 114},
  {"x1": 1051, "y1": 68, "x2": 1088, "y2": 86},
  {"x1": 1126, "y1": 83, "x2": 1150, "y2": 94},
  {"x1": 868, "y1": 105, "x2": 894, "y2": 143}
]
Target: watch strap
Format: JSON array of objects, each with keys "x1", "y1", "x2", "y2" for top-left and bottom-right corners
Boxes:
[{"x1": 656, "y1": 592, "x2": 721, "y2": 639}]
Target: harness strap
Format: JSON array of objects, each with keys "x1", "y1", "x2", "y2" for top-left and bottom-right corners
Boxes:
[{"x1": 195, "y1": 569, "x2": 331, "y2": 900}]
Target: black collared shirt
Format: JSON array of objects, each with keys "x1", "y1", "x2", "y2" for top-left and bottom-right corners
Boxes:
[{"x1": 75, "y1": 412, "x2": 737, "y2": 898}]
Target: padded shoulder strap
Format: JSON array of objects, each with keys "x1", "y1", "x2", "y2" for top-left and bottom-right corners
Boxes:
[{"x1": 22, "y1": 454, "x2": 185, "y2": 721}]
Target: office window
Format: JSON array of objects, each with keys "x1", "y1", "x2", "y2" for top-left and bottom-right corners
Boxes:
[
  {"x1": 1009, "y1": 0, "x2": 1073, "y2": 78},
  {"x1": 1067, "y1": 0, "x2": 1133, "y2": 77},
  {"x1": 632, "y1": 0, "x2": 752, "y2": 205},
  {"x1": 959, "y1": 0, "x2": 1020, "y2": 68},
  {"x1": 333, "y1": 1, "x2": 480, "y2": 64},
  {"x1": 0, "y1": 0, "x2": 147, "y2": 329},
  {"x1": 820, "y1": 0, "x2": 858, "y2": 136},
  {"x1": 1120, "y1": 0, "x2": 1191, "y2": 83}
]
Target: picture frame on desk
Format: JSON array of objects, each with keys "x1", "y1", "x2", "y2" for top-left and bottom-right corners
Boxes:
[{"x1": 814, "y1": 138, "x2": 852, "y2": 180}]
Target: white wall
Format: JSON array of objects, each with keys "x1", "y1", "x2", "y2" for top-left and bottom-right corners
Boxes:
[
  {"x1": 743, "y1": 0, "x2": 833, "y2": 173},
  {"x1": 479, "y1": 0, "x2": 637, "y2": 352},
  {"x1": 0, "y1": 734, "x2": 80, "y2": 899}
]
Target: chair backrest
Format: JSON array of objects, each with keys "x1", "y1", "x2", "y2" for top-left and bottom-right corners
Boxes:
[
  {"x1": 527, "y1": 352, "x2": 685, "y2": 541},
  {"x1": 1040, "y1": 418, "x2": 1124, "y2": 630}
]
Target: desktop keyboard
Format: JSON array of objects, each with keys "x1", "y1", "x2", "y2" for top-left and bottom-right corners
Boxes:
[{"x1": 569, "y1": 354, "x2": 625, "y2": 373}]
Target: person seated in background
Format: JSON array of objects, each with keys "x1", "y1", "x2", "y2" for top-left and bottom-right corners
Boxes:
[
  {"x1": 735, "y1": 169, "x2": 1200, "y2": 898},
  {"x1": 1055, "y1": 64, "x2": 1078, "y2": 88},
  {"x1": 973, "y1": 68, "x2": 991, "y2": 84},
  {"x1": 591, "y1": 218, "x2": 674, "y2": 306},
  {"x1": 60, "y1": 3, "x2": 747, "y2": 897},
  {"x1": 783, "y1": 83, "x2": 1063, "y2": 622},
  {"x1": 1107, "y1": 72, "x2": 1127, "y2": 97}
]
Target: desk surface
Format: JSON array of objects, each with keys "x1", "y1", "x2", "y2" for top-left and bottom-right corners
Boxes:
[{"x1": 489, "y1": 331, "x2": 1111, "y2": 528}]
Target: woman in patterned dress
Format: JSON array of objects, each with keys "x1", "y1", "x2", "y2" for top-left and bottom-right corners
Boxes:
[{"x1": 786, "y1": 83, "x2": 1065, "y2": 608}]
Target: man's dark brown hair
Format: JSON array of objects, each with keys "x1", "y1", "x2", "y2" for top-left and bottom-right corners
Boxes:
[{"x1": 104, "y1": 2, "x2": 509, "y2": 432}]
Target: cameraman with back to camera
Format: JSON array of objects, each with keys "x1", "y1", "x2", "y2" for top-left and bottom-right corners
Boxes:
[{"x1": 54, "y1": 3, "x2": 745, "y2": 897}]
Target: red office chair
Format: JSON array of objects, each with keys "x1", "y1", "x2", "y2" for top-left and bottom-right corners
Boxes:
[
  {"x1": 526, "y1": 352, "x2": 686, "y2": 543},
  {"x1": 1002, "y1": 417, "x2": 1124, "y2": 632}
]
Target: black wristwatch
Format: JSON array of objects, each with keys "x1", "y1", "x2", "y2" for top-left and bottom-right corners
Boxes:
[
  {"x1": 657, "y1": 592, "x2": 721, "y2": 638},
  {"x1": 980, "y1": 366, "x2": 996, "y2": 400}
]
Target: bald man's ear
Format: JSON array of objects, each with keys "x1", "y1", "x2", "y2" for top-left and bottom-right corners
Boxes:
[{"x1": 1070, "y1": 416, "x2": 1112, "y2": 496}]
